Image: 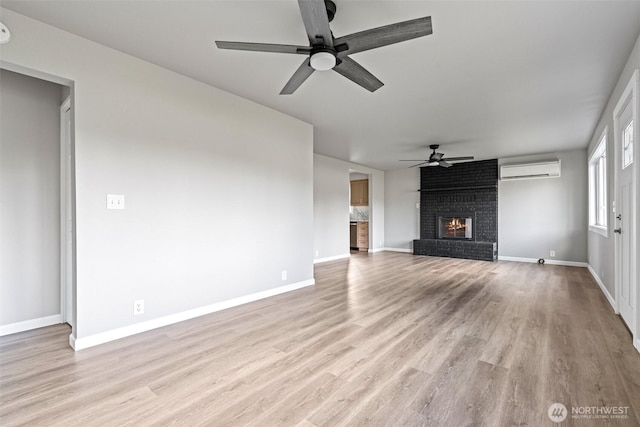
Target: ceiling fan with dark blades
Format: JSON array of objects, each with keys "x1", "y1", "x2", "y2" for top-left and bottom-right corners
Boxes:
[
  {"x1": 215, "y1": 0, "x2": 432, "y2": 94},
  {"x1": 400, "y1": 145, "x2": 474, "y2": 168}
]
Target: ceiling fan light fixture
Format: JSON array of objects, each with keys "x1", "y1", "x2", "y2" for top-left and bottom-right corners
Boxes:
[{"x1": 310, "y1": 51, "x2": 336, "y2": 71}]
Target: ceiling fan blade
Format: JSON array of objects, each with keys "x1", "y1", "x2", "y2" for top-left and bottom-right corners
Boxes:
[
  {"x1": 333, "y1": 56, "x2": 383, "y2": 92},
  {"x1": 408, "y1": 162, "x2": 430, "y2": 168},
  {"x1": 399, "y1": 159, "x2": 428, "y2": 162},
  {"x1": 334, "y1": 16, "x2": 432, "y2": 57},
  {"x1": 280, "y1": 58, "x2": 315, "y2": 95},
  {"x1": 298, "y1": 0, "x2": 334, "y2": 47},
  {"x1": 442, "y1": 156, "x2": 474, "y2": 162},
  {"x1": 439, "y1": 160, "x2": 453, "y2": 168},
  {"x1": 216, "y1": 41, "x2": 311, "y2": 55}
]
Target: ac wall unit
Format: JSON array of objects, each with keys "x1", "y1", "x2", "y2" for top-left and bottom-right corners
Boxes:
[{"x1": 499, "y1": 160, "x2": 561, "y2": 180}]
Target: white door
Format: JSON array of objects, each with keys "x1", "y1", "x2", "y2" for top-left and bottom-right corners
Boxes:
[{"x1": 615, "y1": 91, "x2": 635, "y2": 335}]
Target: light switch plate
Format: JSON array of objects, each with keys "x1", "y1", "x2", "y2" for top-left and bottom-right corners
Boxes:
[{"x1": 107, "y1": 194, "x2": 125, "y2": 210}]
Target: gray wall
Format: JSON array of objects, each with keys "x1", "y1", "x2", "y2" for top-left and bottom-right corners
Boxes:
[
  {"x1": 314, "y1": 154, "x2": 384, "y2": 261},
  {"x1": 586, "y1": 33, "x2": 640, "y2": 297},
  {"x1": 0, "y1": 69, "x2": 63, "y2": 325},
  {"x1": 2, "y1": 8, "x2": 314, "y2": 342},
  {"x1": 384, "y1": 167, "x2": 420, "y2": 250},
  {"x1": 498, "y1": 150, "x2": 588, "y2": 262}
]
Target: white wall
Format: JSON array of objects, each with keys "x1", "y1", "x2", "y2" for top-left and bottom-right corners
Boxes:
[
  {"x1": 0, "y1": 69, "x2": 63, "y2": 325},
  {"x1": 1, "y1": 8, "x2": 313, "y2": 346},
  {"x1": 384, "y1": 167, "x2": 420, "y2": 251},
  {"x1": 498, "y1": 150, "x2": 588, "y2": 263},
  {"x1": 586, "y1": 34, "x2": 640, "y2": 300},
  {"x1": 314, "y1": 154, "x2": 384, "y2": 262}
]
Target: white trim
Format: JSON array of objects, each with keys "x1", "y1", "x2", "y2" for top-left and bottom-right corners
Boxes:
[
  {"x1": 587, "y1": 265, "x2": 617, "y2": 312},
  {"x1": 498, "y1": 256, "x2": 588, "y2": 267},
  {"x1": 0, "y1": 60, "x2": 73, "y2": 87},
  {"x1": 368, "y1": 247, "x2": 386, "y2": 253},
  {"x1": 0, "y1": 314, "x2": 62, "y2": 336},
  {"x1": 69, "y1": 333, "x2": 76, "y2": 349},
  {"x1": 313, "y1": 253, "x2": 350, "y2": 264},
  {"x1": 60, "y1": 96, "x2": 73, "y2": 327},
  {"x1": 382, "y1": 247, "x2": 413, "y2": 253},
  {"x1": 71, "y1": 279, "x2": 315, "y2": 350},
  {"x1": 589, "y1": 225, "x2": 609, "y2": 238},
  {"x1": 588, "y1": 127, "x2": 609, "y2": 234}
]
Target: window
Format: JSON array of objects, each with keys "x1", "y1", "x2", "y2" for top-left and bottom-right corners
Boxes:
[
  {"x1": 622, "y1": 119, "x2": 633, "y2": 169},
  {"x1": 589, "y1": 130, "x2": 608, "y2": 236}
]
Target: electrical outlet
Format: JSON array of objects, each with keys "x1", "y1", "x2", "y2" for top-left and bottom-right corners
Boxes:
[
  {"x1": 134, "y1": 299, "x2": 144, "y2": 315},
  {"x1": 315, "y1": 250, "x2": 319, "y2": 257},
  {"x1": 107, "y1": 194, "x2": 125, "y2": 210},
  {"x1": 550, "y1": 250, "x2": 556, "y2": 257},
  {"x1": 281, "y1": 270, "x2": 287, "y2": 281}
]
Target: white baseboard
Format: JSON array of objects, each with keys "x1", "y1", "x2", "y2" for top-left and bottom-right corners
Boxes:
[
  {"x1": 368, "y1": 247, "x2": 386, "y2": 253},
  {"x1": 0, "y1": 314, "x2": 62, "y2": 336},
  {"x1": 498, "y1": 256, "x2": 588, "y2": 268},
  {"x1": 313, "y1": 253, "x2": 350, "y2": 264},
  {"x1": 71, "y1": 279, "x2": 315, "y2": 351},
  {"x1": 587, "y1": 265, "x2": 617, "y2": 312},
  {"x1": 382, "y1": 247, "x2": 413, "y2": 253}
]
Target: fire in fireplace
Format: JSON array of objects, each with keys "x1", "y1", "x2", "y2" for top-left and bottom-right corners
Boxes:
[{"x1": 438, "y1": 216, "x2": 473, "y2": 240}]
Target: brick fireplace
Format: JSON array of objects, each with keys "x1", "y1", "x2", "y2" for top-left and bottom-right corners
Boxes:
[{"x1": 413, "y1": 159, "x2": 498, "y2": 261}]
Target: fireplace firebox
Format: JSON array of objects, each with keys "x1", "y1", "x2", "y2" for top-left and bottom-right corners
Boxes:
[{"x1": 437, "y1": 216, "x2": 473, "y2": 240}]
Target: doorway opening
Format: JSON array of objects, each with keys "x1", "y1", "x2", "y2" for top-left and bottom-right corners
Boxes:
[
  {"x1": 0, "y1": 63, "x2": 75, "y2": 343},
  {"x1": 349, "y1": 170, "x2": 370, "y2": 253}
]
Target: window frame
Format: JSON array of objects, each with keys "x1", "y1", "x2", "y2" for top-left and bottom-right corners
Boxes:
[
  {"x1": 588, "y1": 127, "x2": 608, "y2": 237},
  {"x1": 622, "y1": 118, "x2": 634, "y2": 169}
]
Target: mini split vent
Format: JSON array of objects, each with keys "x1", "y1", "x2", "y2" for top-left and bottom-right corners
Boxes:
[{"x1": 499, "y1": 160, "x2": 561, "y2": 181}]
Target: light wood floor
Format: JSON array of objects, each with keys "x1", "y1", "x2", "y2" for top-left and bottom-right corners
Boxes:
[{"x1": 2, "y1": 253, "x2": 640, "y2": 426}]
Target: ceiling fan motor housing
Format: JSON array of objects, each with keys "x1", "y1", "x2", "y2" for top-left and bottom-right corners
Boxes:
[{"x1": 325, "y1": 0, "x2": 336, "y2": 22}]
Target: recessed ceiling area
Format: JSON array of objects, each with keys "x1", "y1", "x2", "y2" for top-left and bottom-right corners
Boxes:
[{"x1": 3, "y1": 0, "x2": 640, "y2": 170}]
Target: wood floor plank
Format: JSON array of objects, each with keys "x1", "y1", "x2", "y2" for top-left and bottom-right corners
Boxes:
[{"x1": 1, "y1": 253, "x2": 640, "y2": 426}]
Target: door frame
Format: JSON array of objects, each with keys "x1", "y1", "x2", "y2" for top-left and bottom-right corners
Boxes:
[
  {"x1": 60, "y1": 96, "x2": 74, "y2": 327},
  {"x1": 1, "y1": 60, "x2": 76, "y2": 346},
  {"x1": 613, "y1": 69, "x2": 639, "y2": 352}
]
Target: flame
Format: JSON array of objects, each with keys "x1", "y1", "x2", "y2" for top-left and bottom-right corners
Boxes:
[
  {"x1": 447, "y1": 218, "x2": 466, "y2": 231},
  {"x1": 440, "y1": 217, "x2": 470, "y2": 239}
]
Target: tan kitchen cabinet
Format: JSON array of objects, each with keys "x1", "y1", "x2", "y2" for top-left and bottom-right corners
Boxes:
[
  {"x1": 357, "y1": 221, "x2": 369, "y2": 251},
  {"x1": 350, "y1": 179, "x2": 368, "y2": 206},
  {"x1": 350, "y1": 222, "x2": 358, "y2": 248}
]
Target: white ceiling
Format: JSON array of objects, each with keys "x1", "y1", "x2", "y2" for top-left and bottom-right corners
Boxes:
[{"x1": 3, "y1": 1, "x2": 640, "y2": 170}]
